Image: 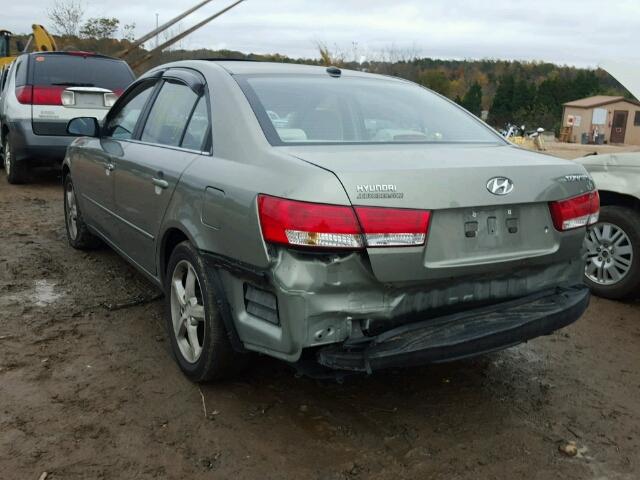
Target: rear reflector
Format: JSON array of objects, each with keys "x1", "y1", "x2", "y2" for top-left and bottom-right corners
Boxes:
[
  {"x1": 257, "y1": 194, "x2": 430, "y2": 249},
  {"x1": 549, "y1": 191, "x2": 600, "y2": 231}
]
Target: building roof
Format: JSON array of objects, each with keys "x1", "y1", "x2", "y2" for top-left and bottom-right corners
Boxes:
[{"x1": 563, "y1": 95, "x2": 640, "y2": 108}]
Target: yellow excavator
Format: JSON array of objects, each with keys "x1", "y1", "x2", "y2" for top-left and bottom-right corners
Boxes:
[{"x1": 0, "y1": 24, "x2": 57, "y2": 68}]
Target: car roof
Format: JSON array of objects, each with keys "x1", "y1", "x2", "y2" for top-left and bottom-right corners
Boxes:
[{"x1": 193, "y1": 60, "x2": 404, "y2": 82}]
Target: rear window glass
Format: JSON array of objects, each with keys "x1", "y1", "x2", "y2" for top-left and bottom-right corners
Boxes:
[
  {"x1": 238, "y1": 75, "x2": 501, "y2": 146},
  {"x1": 31, "y1": 54, "x2": 134, "y2": 91}
]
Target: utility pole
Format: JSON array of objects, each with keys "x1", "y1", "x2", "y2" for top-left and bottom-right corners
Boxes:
[{"x1": 155, "y1": 13, "x2": 159, "y2": 48}]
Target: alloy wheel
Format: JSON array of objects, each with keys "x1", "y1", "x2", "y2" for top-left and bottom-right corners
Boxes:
[
  {"x1": 170, "y1": 260, "x2": 206, "y2": 363},
  {"x1": 65, "y1": 181, "x2": 79, "y2": 241},
  {"x1": 585, "y1": 222, "x2": 634, "y2": 285},
  {"x1": 4, "y1": 141, "x2": 11, "y2": 176}
]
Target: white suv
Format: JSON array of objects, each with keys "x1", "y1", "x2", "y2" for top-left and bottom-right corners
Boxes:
[{"x1": 0, "y1": 51, "x2": 134, "y2": 183}]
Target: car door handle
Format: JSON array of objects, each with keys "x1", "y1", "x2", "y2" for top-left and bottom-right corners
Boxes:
[{"x1": 152, "y1": 178, "x2": 169, "y2": 189}]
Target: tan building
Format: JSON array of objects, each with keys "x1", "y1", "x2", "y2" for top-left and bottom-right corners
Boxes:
[{"x1": 562, "y1": 95, "x2": 640, "y2": 145}]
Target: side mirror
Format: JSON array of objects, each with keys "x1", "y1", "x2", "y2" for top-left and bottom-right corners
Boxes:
[{"x1": 67, "y1": 117, "x2": 100, "y2": 137}]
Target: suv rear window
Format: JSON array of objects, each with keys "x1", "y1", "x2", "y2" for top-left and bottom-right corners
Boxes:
[{"x1": 30, "y1": 54, "x2": 134, "y2": 91}]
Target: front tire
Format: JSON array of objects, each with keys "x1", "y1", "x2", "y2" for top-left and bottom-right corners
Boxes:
[
  {"x1": 164, "y1": 241, "x2": 248, "y2": 382},
  {"x1": 584, "y1": 205, "x2": 640, "y2": 300},
  {"x1": 4, "y1": 133, "x2": 27, "y2": 184}
]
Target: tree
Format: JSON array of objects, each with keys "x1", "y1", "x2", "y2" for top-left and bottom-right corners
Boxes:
[
  {"x1": 122, "y1": 23, "x2": 136, "y2": 42},
  {"x1": 80, "y1": 17, "x2": 120, "y2": 39},
  {"x1": 47, "y1": 0, "x2": 85, "y2": 37},
  {"x1": 317, "y1": 42, "x2": 345, "y2": 67},
  {"x1": 461, "y1": 81, "x2": 483, "y2": 116},
  {"x1": 418, "y1": 69, "x2": 451, "y2": 98},
  {"x1": 489, "y1": 74, "x2": 516, "y2": 126}
]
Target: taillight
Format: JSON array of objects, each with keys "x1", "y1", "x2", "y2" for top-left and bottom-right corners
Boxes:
[
  {"x1": 549, "y1": 191, "x2": 600, "y2": 231},
  {"x1": 32, "y1": 86, "x2": 65, "y2": 105},
  {"x1": 104, "y1": 92, "x2": 118, "y2": 107},
  {"x1": 354, "y1": 206, "x2": 430, "y2": 246},
  {"x1": 61, "y1": 90, "x2": 75, "y2": 106},
  {"x1": 257, "y1": 195, "x2": 431, "y2": 249},
  {"x1": 258, "y1": 195, "x2": 363, "y2": 249},
  {"x1": 15, "y1": 85, "x2": 33, "y2": 104}
]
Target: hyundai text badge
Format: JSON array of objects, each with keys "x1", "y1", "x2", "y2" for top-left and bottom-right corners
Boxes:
[{"x1": 486, "y1": 177, "x2": 514, "y2": 196}]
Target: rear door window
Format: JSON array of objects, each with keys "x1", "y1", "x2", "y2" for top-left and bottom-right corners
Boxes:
[
  {"x1": 141, "y1": 81, "x2": 199, "y2": 147},
  {"x1": 14, "y1": 58, "x2": 26, "y2": 87},
  {"x1": 181, "y1": 96, "x2": 210, "y2": 151},
  {"x1": 105, "y1": 82, "x2": 156, "y2": 140},
  {"x1": 30, "y1": 54, "x2": 134, "y2": 92}
]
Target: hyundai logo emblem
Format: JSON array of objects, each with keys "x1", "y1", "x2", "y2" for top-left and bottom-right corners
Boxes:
[{"x1": 486, "y1": 177, "x2": 514, "y2": 196}]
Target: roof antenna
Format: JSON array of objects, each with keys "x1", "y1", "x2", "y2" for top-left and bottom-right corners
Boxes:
[{"x1": 326, "y1": 66, "x2": 341, "y2": 77}]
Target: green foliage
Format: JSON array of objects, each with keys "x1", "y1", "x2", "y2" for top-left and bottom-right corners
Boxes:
[
  {"x1": 418, "y1": 69, "x2": 451, "y2": 97},
  {"x1": 460, "y1": 82, "x2": 483, "y2": 116},
  {"x1": 80, "y1": 17, "x2": 120, "y2": 40}
]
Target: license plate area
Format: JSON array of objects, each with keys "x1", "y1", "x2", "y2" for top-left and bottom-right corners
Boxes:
[
  {"x1": 462, "y1": 205, "x2": 520, "y2": 245},
  {"x1": 424, "y1": 203, "x2": 557, "y2": 268}
]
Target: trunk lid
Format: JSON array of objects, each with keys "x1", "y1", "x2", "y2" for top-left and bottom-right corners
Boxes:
[{"x1": 284, "y1": 143, "x2": 592, "y2": 283}]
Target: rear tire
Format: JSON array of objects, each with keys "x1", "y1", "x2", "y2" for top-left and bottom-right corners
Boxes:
[
  {"x1": 63, "y1": 175, "x2": 101, "y2": 250},
  {"x1": 4, "y1": 133, "x2": 27, "y2": 184},
  {"x1": 584, "y1": 206, "x2": 640, "y2": 300},
  {"x1": 164, "y1": 241, "x2": 248, "y2": 382}
]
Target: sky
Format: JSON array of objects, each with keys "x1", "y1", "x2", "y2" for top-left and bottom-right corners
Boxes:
[{"x1": 5, "y1": 0, "x2": 640, "y2": 67}]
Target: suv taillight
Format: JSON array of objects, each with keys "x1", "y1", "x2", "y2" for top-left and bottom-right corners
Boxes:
[
  {"x1": 15, "y1": 85, "x2": 33, "y2": 104},
  {"x1": 257, "y1": 194, "x2": 431, "y2": 249},
  {"x1": 549, "y1": 191, "x2": 600, "y2": 231},
  {"x1": 16, "y1": 85, "x2": 65, "y2": 105},
  {"x1": 32, "y1": 86, "x2": 65, "y2": 105}
]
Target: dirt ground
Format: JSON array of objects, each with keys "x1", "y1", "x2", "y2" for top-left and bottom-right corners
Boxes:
[{"x1": 1, "y1": 146, "x2": 639, "y2": 479}]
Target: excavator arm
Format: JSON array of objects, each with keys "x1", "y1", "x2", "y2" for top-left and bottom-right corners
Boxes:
[{"x1": 31, "y1": 24, "x2": 57, "y2": 52}]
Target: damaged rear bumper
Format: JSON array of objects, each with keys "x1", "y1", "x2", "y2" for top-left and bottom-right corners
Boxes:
[{"x1": 317, "y1": 285, "x2": 589, "y2": 372}]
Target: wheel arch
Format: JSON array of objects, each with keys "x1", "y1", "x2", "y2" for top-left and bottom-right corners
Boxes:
[
  {"x1": 158, "y1": 224, "x2": 197, "y2": 285},
  {"x1": 598, "y1": 190, "x2": 640, "y2": 211}
]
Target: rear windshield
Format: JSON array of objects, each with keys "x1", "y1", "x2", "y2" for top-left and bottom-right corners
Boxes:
[
  {"x1": 237, "y1": 74, "x2": 502, "y2": 146},
  {"x1": 31, "y1": 54, "x2": 134, "y2": 91}
]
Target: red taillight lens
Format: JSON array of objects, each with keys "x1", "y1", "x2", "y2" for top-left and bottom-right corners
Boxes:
[
  {"x1": 354, "y1": 206, "x2": 430, "y2": 246},
  {"x1": 549, "y1": 191, "x2": 600, "y2": 231},
  {"x1": 15, "y1": 85, "x2": 33, "y2": 104},
  {"x1": 258, "y1": 195, "x2": 363, "y2": 248},
  {"x1": 32, "y1": 86, "x2": 65, "y2": 105},
  {"x1": 257, "y1": 195, "x2": 431, "y2": 249}
]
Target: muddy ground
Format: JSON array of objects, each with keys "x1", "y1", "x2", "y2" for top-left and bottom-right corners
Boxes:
[{"x1": 1, "y1": 147, "x2": 639, "y2": 479}]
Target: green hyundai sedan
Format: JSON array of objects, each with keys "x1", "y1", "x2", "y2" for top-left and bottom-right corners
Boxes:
[{"x1": 62, "y1": 61, "x2": 597, "y2": 381}]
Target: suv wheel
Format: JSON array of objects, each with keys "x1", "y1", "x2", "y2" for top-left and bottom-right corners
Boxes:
[
  {"x1": 165, "y1": 241, "x2": 248, "y2": 382},
  {"x1": 584, "y1": 205, "x2": 640, "y2": 300},
  {"x1": 63, "y1": 175, "x2": 101, "y2": 249},
  {"x1": 3, "y1": 134, "x2": 27, "y2": 184}
]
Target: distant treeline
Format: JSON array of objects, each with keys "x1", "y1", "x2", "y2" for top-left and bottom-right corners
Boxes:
[{"x1": 14, "y1": 33, "x2": 631, "y2": 134}]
